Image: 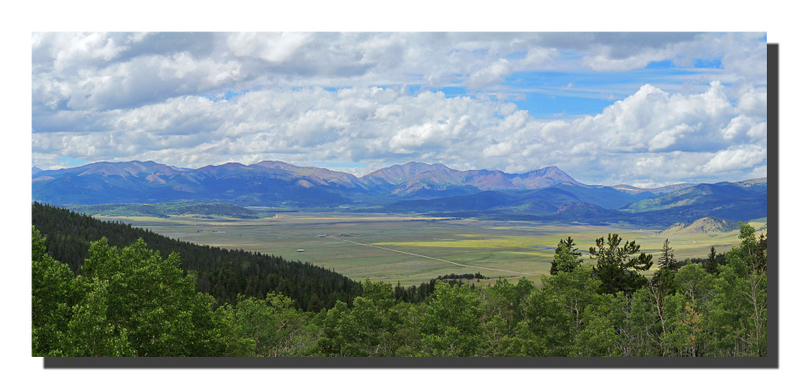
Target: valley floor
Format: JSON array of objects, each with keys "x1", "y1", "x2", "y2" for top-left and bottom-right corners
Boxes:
[{"x1": 95, "y1": 212, "x2": 759, "y2": 286}]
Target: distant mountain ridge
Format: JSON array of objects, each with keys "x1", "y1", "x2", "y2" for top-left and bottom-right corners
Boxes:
[
  {"x1": 32, "y1": 159, "x2": 766, "y2": 227},
  {"x1": 33, "y1": 160, "x2": 616, "y2": 206},
  {"x1": 611, "y1": 183, "x2": 698, "y2": 196}
]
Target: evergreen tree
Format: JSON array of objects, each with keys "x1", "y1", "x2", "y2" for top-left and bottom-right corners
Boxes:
[
  {"x1": 705, "y1": 246, "x2": 719, "y2": 275},
  {"x1": 756, "y1": 233, "x2": 767, "y2": 274},
  {"x1": 658, "y1": 239, "x2": 677, "y2": 272},
  {"x1": 653, "y1": 239, "x2": 678, "y2": 295},
  {"x1": 590, "y1": 233, "x2": 653, "y2": 295},
  {"x1": 32, "y1": 202, "x2": 362, "y2": 311},
  {"x1": 549, "y1": 237, "x2": 582, "y2": 275}
]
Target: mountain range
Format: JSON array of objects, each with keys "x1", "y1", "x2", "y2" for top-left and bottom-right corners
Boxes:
[{"x1": 32, "y1": 160, "x2": 767, "y2": 227}]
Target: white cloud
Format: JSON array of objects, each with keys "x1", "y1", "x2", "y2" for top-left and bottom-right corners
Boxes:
[
  {"x1": 226, "y1": 32, "x2": 312, "y2": 63},
  {"x1": 518, "y1": 46, "x2": 560, "y2": 67},
  {"x1": 747, "y1": 122, "x2": 767, "y2": 140},
  {"x1": 582, "y1": 47, "x2": 669, "y2": 72},
  {"x1": 43, "y1": 32, "x2": 130, "y2": 70},
  {"x1": 31, "y1": 33, "x2": 768, "y2": 185},
  {"x1": 721, "y1": 115, "x2": 756, "y2": 141},
  {"x1": 465, "y1": 59, "x2": 513, "y2": 89},
  {"x1": 578, "y1": 32, "x2": 766, "y2": 84},
  {"x1": 31, "y1": 32, "x2": 766, "y2": 113},
  {"x1": 736, "y1": 87, "x2": 767, "y2": 118},
  {"x1": 483, "y1": 141, "x2": 513, "y2": 157},
  {"x1": 32, "y1": 81, "x2": 767, "y2": 185},
  {"x1": 699, "y1": 145, "x2": 767, "y2": 174},
  {"x1": 648, "y1": 124, "x2": 700, "y2": 151}
]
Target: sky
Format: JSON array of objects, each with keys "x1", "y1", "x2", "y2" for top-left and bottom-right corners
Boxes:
[{"x1": 31, "y1": 32, "x2": 767, "y2": 187}]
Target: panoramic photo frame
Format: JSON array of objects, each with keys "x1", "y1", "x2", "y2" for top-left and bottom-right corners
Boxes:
[{"x1": 30, "y1": 32, "x2": 776, "y2": 368}]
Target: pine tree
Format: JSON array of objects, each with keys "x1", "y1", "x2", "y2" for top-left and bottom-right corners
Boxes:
[
  {"x1": 756, "y1": 233, "x2": 767, "y2": 274},
  {"x1": 549, "y1": 237, "x2": 583, "y2": 275},
  {"x1": 590, "y1": 233, "x2": 653, "y2": 295},
  {"x1": 658, "y1": 239, "x2": 678, "y2": 272},
  {"x1": 705, "y1": 246, "x2": 719, "y2": 275}
]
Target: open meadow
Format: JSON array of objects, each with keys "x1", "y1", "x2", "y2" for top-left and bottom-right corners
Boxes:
[{"x1": 94, "y1": 212, "x2": 762, "y2": 287}]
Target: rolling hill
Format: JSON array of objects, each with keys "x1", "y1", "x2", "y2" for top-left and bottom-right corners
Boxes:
[
  {"x1": 659, "y1": 216, "x2": 738, "y2": 236},
  {"x1": 619, "y1": 180, "x2": 767, "y2": 223}
]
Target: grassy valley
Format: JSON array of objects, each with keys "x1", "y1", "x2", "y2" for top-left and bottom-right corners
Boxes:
[{"x1": 92, "y1": 209, "x2": 756, "y2": 287}]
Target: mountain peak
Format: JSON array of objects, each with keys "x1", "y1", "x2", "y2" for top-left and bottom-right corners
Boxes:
[
  {"x1": 398, "y1": 161, "x2": 454, "y2": 170},
  {"x1": 361, "y1": 161, "x2": 456, "y2": 186},
  {"x1": 254, "y1": 160, "x2": 298, "y2": 169},
  {"x1": 68, "y1": 160, "x2": 182, "y2": 177},
  {"x1": 508, "y1": 165, "x2": 580, "y2": 189}
]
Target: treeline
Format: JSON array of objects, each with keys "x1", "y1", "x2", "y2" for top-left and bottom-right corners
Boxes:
[
  {"x1": 436, "y1": 272, "x2": 487, "y2": 280},
  {"x1": 391, "y1": 273, "x2": 487, "y2": 303},
  {"x1": 67, "y1": 201, "x2": 274, "y2": 219},
  {"x1": 32, "y1": 202, "x2": 360, "y2": 311}
]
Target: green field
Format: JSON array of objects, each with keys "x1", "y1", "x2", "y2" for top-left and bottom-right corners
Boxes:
[{"x1": 95, "y1": 212, "x2": 762, "y2": 286}]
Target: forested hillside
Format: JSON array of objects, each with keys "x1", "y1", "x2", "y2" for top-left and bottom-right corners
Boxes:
[
  {"x1": 32, "y1": 202, "x2": 361, "y2": 310},
  {"x1": 33, "y1": 203, "x2": 768, "y2": 357},
  {"x1": 66, "y1": 201, "x2": 273, "y2": 219}
]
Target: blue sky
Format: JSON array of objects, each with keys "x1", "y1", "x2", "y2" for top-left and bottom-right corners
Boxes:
[{"x1": 31, "y1": 32, "x2": 767, "y2": 187}]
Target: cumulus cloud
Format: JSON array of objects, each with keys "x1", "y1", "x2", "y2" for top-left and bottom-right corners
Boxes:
[
  {"x1": 32, "y1": 32, "x2": 766, "y2": 113},
  {"x1": 648, "y1": 124, "x2": 700, "y2": 151},
  {"x1": 577, "y1": 33, "x2": 766, "y2": 78},
  {"x1": 736, "y1": 87, "x2": 767, "y2": 118},
  {"x1": 226, "y1": 32, "x2": 312, "y2": 63},
  {"x1": 32, "y1": 33, "x2": 768, "y2": 185},
  {"x1": 700, "y1": 145, "x2": 767, "y2": 174},
  {"x1": 33, "y1": 81, "x2": 767, "y2": 185},
  {"x1": 466, "y1": 59, "x2": 513, "y2": 89}
]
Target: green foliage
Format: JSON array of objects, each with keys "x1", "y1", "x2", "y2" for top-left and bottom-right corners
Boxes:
[
  {"x1": 32, "y1": 217, "x2": 768, "y2": 357},
  {"x1": 543, "y1": 263, "x2": 599, "y2": 337},
  {"x1": 572, "y1": 293, "x2": 623, "y2": 356},
  {"x1": 82, "y1": 238, "x2": 224, "y2": 356},
  {"x1": 573, "y1": 312, "x2": 619, "y2": 356},
  {"x1": 33, "y1": 202, "x2": 361, "y2": 311},
  {"x1": 520, "y1": 286, "x2": 574, "y2": 356},
  {"x1": 419, "y1": 281, "x2": 486, "y2": 356},
  {"x1": 658, "y1": 239, "x2": 677, "y2": 271},
  {"x1": 590, "y1": 233, "x2": 653, "y2": 295},
  {"x1": 549, "y1": 237, "x2": 583, "y2": 275},
  {"x1": 32, "y1": 227, "x2": 88, "y2": 356},
  {"x1": 705, "y1": 246, "x2": 719, "y2": 275},
  {"x1": 674, "y1": 262, "x2": 714, "y2": 305},
  {"x1": 217, "y1": 294, "x2": 319, "y2": 356},
  {"x1": 33, "y1": 228, "x2": 226, "y2": 357},
  {"x1": 55, "y1": 279, "x2": 135, "y2": 357},
  {"x1": 68, "y1": 201, "x2": 273, "y2": 219},
  {"x1": 318, "y1": 279, "x2": 406, "y2": 356}
]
